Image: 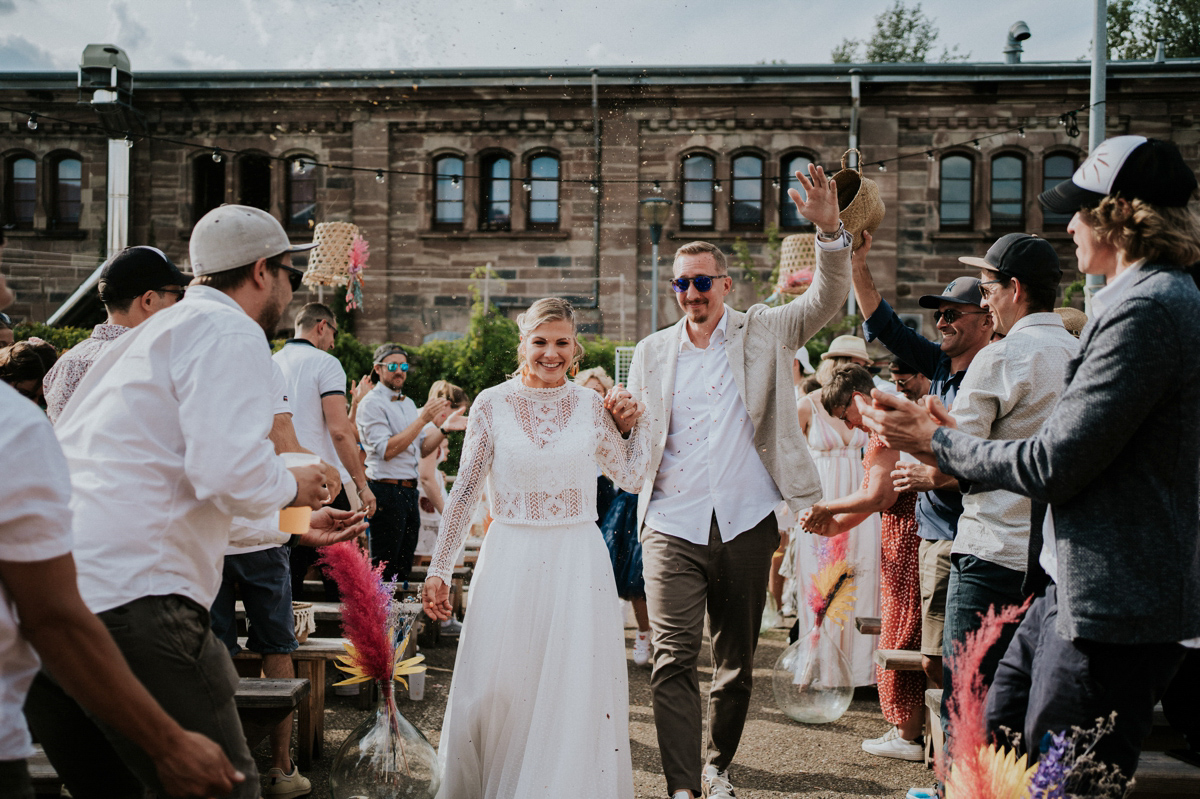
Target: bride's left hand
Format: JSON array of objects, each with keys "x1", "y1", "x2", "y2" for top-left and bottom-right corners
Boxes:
[{"x1": 603, "y1": 384, "x2": 643, "y2": 434}]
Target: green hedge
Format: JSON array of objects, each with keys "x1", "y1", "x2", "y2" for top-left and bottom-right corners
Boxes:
[{"x1": 14, "y1": 323, "x2": 92, "y2": 351}]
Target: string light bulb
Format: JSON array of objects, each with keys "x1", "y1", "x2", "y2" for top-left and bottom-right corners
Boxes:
[
  {"x1": 211, "y1": 149, "x2": 223, "y2": 163},
  {"x1": 375, "y1": 169, "x2": 385, "y2": 184},
  {"x1": 926, "y1": 151, "x2": 936, "y2": 162},
  {"x1": 589, "y1": 180, "x2": 600, "y2": 194},
  {"x1": 522, "y1": 180, "x2": 532, "y2": 193},
  {"x1": 771, "y1": 177, "x2": 780, "y2": 190},
  {"x1": 1018, "y1": 127, "x2": 1026, "y2": 138},
  {"x1": 713, "y1": 180, "x2": 723, "y2": 193},
  {"x1": 971, "y1": 139, "x2": 982, "y2": 151},
  {"x1": 877, "y1": 162, "x2": 887, "y2": 172},
  {"x1": 294, "y1": 159, "x2": 310, "y2": 175},
  {"x1": 26, "y1": 113, "x2": 37, "y2": 131},
  {"x1": 652, "y1": 180, "x2": 663, "y2": 194},
  {"x1": 450, "y1": 174, "x2": 460, "y2": 187}
]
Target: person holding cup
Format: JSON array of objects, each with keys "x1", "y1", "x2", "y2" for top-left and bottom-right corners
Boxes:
[{"x1": 24, "y1": 206, "x2": 357, "y2": 799}]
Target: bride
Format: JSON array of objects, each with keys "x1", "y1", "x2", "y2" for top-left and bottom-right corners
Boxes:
[{"x1": 423, "y1": 297, "x2": 650, "y2": 799}]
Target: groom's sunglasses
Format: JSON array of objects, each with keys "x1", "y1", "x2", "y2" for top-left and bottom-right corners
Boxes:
[{"x1": 670, "y1": 275, "x2": 727, "y2": 293}]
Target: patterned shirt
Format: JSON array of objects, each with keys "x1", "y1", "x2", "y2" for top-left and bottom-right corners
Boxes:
[{"x1": 42, "y1": 323, "x2": 129, "y2": 424}]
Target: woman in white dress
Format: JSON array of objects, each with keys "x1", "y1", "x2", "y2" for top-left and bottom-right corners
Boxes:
[
  {"x1": 423, "y1": 298, "x2": 649, "y2": 799},
  {"x1": 791, "y1": 337, "x2": 882, "y2": 687}
]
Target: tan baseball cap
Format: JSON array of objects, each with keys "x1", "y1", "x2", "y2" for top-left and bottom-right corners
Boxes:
[{"x1": 189, "y1": 205, "x2": 317, "y2": 276}]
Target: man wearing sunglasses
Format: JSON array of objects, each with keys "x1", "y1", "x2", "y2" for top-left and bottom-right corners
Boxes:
[
  {"x1": 852, "y1": 231, "x2": 993, "y2": 698},
  {"x1": 42, "y1": 246, "x2": 188, "y2": 424},
  {"x1": 623, "y1": 162, "x2": 851, "y2": 799},
  {"x1": 356, "y1": 343, "x2": 464, "y2": 583},
  {"x1": 32, "y1": 205, "x2": 337, "y2": 799}
]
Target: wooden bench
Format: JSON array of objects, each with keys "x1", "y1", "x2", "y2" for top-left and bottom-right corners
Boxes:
[
  {"x1": 873, "y1": 649, "x2": 924, "y2": 671},
  {"x1": 27, "y1": 678, "x2": 309, "y2": 795},
  {"x1": 1131, "y1": 751, "x2": 1200, "y2": 797},
  {"x1": 855, "y1": 616, "x2": 882, "y2": 636},
  {"x1": 234, "y1": 637, "x2": 350, "y2": 770},
  {"x1": 926, "y1": 688, "x2": 945, "y2": 768}
]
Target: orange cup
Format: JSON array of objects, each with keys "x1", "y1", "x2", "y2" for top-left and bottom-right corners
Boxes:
[{"x1": 280, "y1": 452, "x2": 320, "y2": 535}]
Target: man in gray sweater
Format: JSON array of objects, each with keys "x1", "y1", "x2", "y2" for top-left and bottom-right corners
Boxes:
[{"x1": 860, "y1": 136, "x2": 1200, "y2": 777}]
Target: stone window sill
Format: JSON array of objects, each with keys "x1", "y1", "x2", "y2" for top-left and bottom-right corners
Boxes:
[
  {"x1": 418, "y1": 230, "x2": 570, "y2": 240},
  {"x1": 3, "y1": 228, "x2": 88, "y2": 240}
]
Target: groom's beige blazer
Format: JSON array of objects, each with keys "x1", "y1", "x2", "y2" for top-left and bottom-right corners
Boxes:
[{"x1": 626, "y1": 243, "x2": 852, "y2": 534}]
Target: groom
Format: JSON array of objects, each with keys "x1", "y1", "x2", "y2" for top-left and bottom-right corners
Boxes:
[{"x1": 622, "y1": 163, "x2": 851, "y2": 799}]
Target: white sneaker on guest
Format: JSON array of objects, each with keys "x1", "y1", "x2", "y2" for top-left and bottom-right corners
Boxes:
[
  {"x1": 263, "y1": 765, "x2": 311, "y2": 798},
  {"x1": 702, "y1": 764, "x2": 736, "y2": 798},
  {"x1": 861, "y1": 726, "x2": 924, "y2": 761},
  {"x1": 669, "y1": 792, "x2": 694, "y2": 799},
  {"x1": 633, "y1": 631, "x2": 652, "y2": 666}
]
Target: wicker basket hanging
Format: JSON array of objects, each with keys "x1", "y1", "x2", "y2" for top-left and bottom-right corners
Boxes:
[
  {"x1": 303, "y1": 221, "x2": 361, "y2": 288},
  {"x1": 831, "y1": 149, "x2": 886, "y2": 251},
  {"x1": 776, "y1": 234, "x2": 817, "y2": 296}
]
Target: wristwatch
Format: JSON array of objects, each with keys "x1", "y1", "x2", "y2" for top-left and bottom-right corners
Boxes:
[{"x1": 816, "y1": 221, "x2": 846, "y2": 242}]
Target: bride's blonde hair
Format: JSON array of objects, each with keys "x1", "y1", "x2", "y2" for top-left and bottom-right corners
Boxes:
[{"x1": 514, "y1": 297, "x2": 585, "y2": 377}]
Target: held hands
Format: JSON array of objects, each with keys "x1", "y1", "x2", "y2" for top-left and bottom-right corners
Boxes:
[
  {"x1": 603, "y1": 383, "x2": 644, "y2": 434},
  {"x1": 858, "y1": 390, "x2": 956, "y2": 460},
  {"x1": 423, "y1": 577, "x2": 453, "y2": 622},
  {"x1": 419, "y1": 397, "x2": 451, "y2": 425},
  {"x1": 297, "y1": 507, "x2": 369, "y2": 547},
  {"x1": 787, "y1": 162, "x2": 841, "y2": 235},
  {"x1": 289, "y1": 464, "x2": 332, "y2": 509},
  {"x1": 801, "y1": 504, "x2": 838, "y2": 537}
]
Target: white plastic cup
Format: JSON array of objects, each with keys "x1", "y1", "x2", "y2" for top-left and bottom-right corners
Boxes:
[
  {"x1": 280, "y1": 452, "x2": 321, "y2": 534},
  {"x1": 408, "y1": 671, "x2": 426, "y2": 701}
]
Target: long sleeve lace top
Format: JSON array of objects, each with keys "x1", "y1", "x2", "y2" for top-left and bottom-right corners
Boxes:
[{"x1": 428, "y1": 378, "x2": 650, "y2": 584}]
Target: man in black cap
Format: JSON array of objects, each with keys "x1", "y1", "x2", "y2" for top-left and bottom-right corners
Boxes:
[
  {"x1": 852, "y1": 231, "x2": 993, "y2": 720},
  {"x1": 931, "y1": 233, "x2": 1079, "y2": 741},
  {"x1": 860, "y1": 135, "x2": 1200, "y2": 776},
  {"x1": 43, "y1": 246, "x2": 187, "y2": 423}
]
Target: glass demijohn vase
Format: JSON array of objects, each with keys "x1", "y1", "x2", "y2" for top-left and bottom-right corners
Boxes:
[
  {"x1": 329, "y1": 680, "x2": 441, "y2": 799},
  {"x1": 772, "y1": 619, "x2": 854, "y2": 724}
]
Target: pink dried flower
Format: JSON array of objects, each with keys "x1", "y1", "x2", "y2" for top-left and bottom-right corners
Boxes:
[{"x1": 318, "y1": 541, "x2": 393, "y2": 683}]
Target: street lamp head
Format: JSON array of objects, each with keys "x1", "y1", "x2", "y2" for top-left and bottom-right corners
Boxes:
[{"x1": 640, "y1": 196, "x2": 672, "y2": 245}]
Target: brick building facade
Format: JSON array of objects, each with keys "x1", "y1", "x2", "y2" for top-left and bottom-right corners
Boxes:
[{"x1": 3, "y1": 60, "x2": 1199, "y2": 343}]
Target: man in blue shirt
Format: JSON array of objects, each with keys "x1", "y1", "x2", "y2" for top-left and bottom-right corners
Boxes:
[{"x1": 852, "y1": 231, "x2": 993, "y2": 697}]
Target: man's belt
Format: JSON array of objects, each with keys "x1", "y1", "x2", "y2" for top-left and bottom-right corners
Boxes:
[{"x1": 373, "y1": 478, "x2": 417, "y2": 488}]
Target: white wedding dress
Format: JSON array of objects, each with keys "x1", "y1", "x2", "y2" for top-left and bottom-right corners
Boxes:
[{"x1": 429, "y1": 377, "x2": 650, "y2": 799}]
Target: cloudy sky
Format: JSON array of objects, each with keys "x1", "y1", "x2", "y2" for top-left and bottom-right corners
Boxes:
[{"x1": 0, "y1": 0, "x2": 1095, "y2": 72}]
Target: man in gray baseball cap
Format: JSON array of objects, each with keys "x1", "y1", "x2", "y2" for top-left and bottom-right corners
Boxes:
[{"x1": 26, "y1": 205, "x2": 352, "y2": 799}]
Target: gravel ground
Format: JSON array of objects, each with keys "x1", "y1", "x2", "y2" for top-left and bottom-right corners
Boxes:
[{"x1": 264, "y1": 621, "x2": 932, "y2": 798}]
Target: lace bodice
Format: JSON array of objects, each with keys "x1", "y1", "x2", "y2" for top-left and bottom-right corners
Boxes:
[{"x1": 428, "y1": 378, "x2": 650, "y2": 583}]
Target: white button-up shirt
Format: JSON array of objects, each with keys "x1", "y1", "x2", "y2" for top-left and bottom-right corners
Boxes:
[
  {"x1": 55, "y1": 286, "x2": 297, "y2": 614},
  {"x1": 645, "y1": 310, "x2": 783, "y2": 544},
  {"x1": 357, "y1": 383, "x2": 425, "y2": 481}
]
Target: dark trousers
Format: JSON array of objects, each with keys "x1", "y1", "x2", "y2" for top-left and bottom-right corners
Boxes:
[
  {"x1": 0, "y1": 760, "x2": 32, "y2": 799},
  {"x1": 290, "y1": 486, "x2": 351, "y2": 600},
  {"x1": 23, "y1": 595, "x2": 259, "y2": 799},
  {"x1": 641, "y1": 512, "x2": 778, "y2": 796},
  {"x1": 941, "y1": 553, "x2": 1027, "y2": 735},
  {"x1": 1162, "y1": 648, "x2": 1200, "y2": 754},
  {"x1": 368, "y1": 481, "x2": 420, "y2": 582},
  {"x1": 985, "y1": 583, "x2": 1186, "y2": 778}
]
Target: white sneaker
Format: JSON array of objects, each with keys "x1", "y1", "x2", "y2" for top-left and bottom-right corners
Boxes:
[
  {"x1": 702, "y1": 764, "x2": 736, "y2": 798},
  {"x1": 670, "y1": 792, "x2": 694, "y2": 799},
  {"x1": 861, "y1": 726, "x2": 924, "y2": 761},
  {"x1": 633, "y1": 631, "x2": 652, "y2": 666},
  {"x1": 263, "y1": 765, "x2": 312, "y2": 798}
]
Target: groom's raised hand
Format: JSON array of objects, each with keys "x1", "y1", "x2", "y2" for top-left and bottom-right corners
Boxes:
[{"x1": 787, "y1": 162, "x2": 841, "y2": 235}]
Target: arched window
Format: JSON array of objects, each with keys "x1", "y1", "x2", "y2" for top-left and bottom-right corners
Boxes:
[
  {"x1": 433, "y1": 155, "x2": 464, "y2": 228},
  {"x1": 780, "y1": 153, "x2": 815, "y2": 229},
  {"x1": 192, "y1": 155, "x2": 225, "y2": 224},
  {"x1": 49, "y1": 155, "x2": 82, "y2": 231},
  {"x1": 285, "y1": 155, "x2": 316, "y2": 230},
  {"x1": 991, "y1": 155, "x2": 1024, "y2": 229},
  {"x1": 731, "y1": 154, "x2": 764, "y2": 229},
  {"x1": 681, "y1": 153, "x2": 715, "y2": 229},
  {"x1": 3, "y1": 155, "x2": 36, "y2": 230},
  {"x1": 238, "y1": 154, "x2": 272, "y2": 212},
  {"x1": 527, "y1": 154, "x2": 559, "y2": 229},
  {"x1": 1043, "y1": 154, "x2": 1077, "y2": 227},
  {"x1": 939, "y1": 155, "x2": 973, "y2": 230},
  {"x1": 480, "y1": 154, "x2": 512, "y2": 231}
]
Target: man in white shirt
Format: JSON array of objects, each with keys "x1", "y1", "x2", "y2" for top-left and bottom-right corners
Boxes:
[
  {"x1": 26, "y1": 205, "x2": 340, "y2": 799},
  {"x1": 0, "y1": 271, "x2": 243, "y2": 799},
  {"x1": 42, "y1": 246, "x2": 187, "y2": 423},
  {"x1": 356, "y1": 344, "x2": 460, "y2": 582},
  {"x1": 277, "y1": 302, "x2": 377, "y2": 601},
  {"x1": 936, "y1": 233, "x2": 1079, "y2": 746},
  {"x1": 624, "y1": 164, "x2": 849, "y2": 799}
]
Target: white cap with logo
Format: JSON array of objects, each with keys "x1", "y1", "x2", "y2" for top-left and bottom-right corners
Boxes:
[{"x1": 189, "y1": 205, "x2": 317, "y2": 276}]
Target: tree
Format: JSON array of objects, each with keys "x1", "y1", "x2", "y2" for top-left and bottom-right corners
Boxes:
[
  {"x1": 1107, "y1": 0, "x2": 1200, "y2": 59},
  {"x1": 831, "y1": 1, "x2": 968, "y2": 63}
]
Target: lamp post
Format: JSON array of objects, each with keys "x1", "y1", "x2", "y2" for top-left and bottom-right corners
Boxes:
[{"x1": 640, "y1": 197, "x2": 672, "y2": 334}]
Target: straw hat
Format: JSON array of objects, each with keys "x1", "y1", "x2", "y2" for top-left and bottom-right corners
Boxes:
[
  {"x1": 821, "y1": 334, "x2": 869, "y2": 363},
  {"x1": 1055, "y1": 307, "x2": 1088, "y2": 338}
]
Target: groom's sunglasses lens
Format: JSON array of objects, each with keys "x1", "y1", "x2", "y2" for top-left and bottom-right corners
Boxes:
[{"x1": 670, "y1": 276, "x2": 715, "y2": 293}]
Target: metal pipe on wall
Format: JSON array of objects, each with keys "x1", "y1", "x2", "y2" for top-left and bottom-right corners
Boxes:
[
  {"x1": 1085, "y1": 0, "x2": 1108, "y2": 313},
  {"x1": 106, "y1": 138, "x2": 130, "y2": 257},
  {"x1": 847, "y1": 69, "x2": 861, "y2": 318}
]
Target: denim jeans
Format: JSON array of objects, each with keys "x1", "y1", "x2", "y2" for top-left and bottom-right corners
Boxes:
[{"x1": 940, "y1": 553, "x2": 1026, "y2": 736}]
